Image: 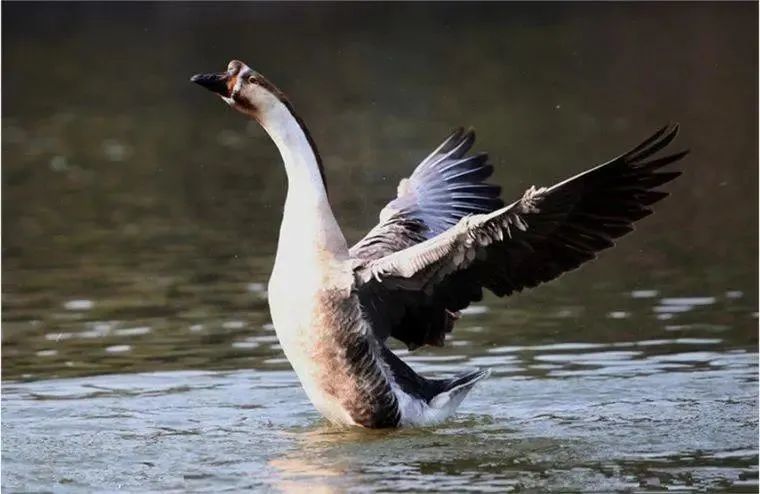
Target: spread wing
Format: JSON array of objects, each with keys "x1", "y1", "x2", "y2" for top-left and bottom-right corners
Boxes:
[
  {"x1": 355, "y1": 124, "x2": 688, "y2": 349},
  {"x1": 349, "y1": 128, "x2": 504, "y2": 345},
  {"x1": 349, "y1": 128, "x2": 503, "y2": 262}
]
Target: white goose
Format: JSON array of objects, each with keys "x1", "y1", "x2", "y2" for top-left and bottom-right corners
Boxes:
[{"x1": 192, "y1": 60, "x2": 688, "y2": 428}]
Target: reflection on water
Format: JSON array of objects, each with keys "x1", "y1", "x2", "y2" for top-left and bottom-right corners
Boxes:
[
  {"x1": 2, "y1": 2, "x2": 758, "y2": 492},
  {"x1": 3, "y1": 350, "x2": 757, "y2": 492}
]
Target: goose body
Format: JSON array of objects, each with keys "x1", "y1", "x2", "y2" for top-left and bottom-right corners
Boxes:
[{"x1": 192, "y1": 60, "x2": 688, "y2": 428}]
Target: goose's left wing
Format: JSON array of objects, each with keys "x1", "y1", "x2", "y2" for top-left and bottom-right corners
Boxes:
[{"x1": 355, "y1": 124, "x2": 688, "y2": 348}]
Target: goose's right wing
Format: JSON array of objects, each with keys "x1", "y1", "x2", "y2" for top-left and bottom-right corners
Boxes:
[{"x1": 349, "y1": 128, "x2": 503, "y2": 262}]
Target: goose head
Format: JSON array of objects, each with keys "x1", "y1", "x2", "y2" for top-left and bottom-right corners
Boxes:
[
  {"x1": 191, "y1": 60, "x2": 329, "y2": 193},
  {"x1": 191, "y1": 59, "x2": 286, "y2": 122}
]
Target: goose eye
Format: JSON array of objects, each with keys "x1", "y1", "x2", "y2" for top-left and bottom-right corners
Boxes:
[{"x1": 247, "y1": 75, "x2": 256, "y2": 84}]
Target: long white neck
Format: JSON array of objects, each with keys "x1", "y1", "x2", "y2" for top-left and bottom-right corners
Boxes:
[
  {"x1": 260, "y1": 103, "x2": 327, "y2": 202},
  {"x1": 256, "y1": 97, "x2": 348, "y2": 259}
]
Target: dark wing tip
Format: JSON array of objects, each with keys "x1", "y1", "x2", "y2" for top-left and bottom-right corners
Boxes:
[
  {"x1": 673, "y1": 148, "x2": 690, "y2": 161},
  {"x1": 662, "y1": 122, "x2": 681, "y2": 147},
  {"x1": 665, "y1": 121, "x2": 680, "y2": 135},
  {"x1": 448, "y1": 127, "x2": 466, "y2": 143},
  {"x1": 659, "y1": 149, "x2": 690, "y2": 170},
  {"x1": 437, "y1": 127, "x2": 466, "y2": 154},
  {"x1": 625, "y1": 122, "x2": 685, "y2": 164},
  {"x1": 657, "y1": 122, "x2": 680, "y2": 140},
  {"x1": 465, "y1": 126, "x2": 476, "y2": 143},
  {"x1": 449, "y1": 125, "x2": 464, "y2": 140}
]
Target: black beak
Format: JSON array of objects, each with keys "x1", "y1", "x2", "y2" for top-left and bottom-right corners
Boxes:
[{"x1": 190, "y1": 72, "x2": 231, "y2": 97}]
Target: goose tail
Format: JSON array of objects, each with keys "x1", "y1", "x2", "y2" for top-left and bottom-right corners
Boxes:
[{"x1": 429, "y1": 368, "x2": 491, "y2": 410}]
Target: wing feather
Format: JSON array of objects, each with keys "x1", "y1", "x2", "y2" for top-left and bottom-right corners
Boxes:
[
  {"x1": 355, "y1": 124, "x2": 689, "y2": 349},
  {"x1": 350, "y1": 128, "x2": 503, "y2": 261}
]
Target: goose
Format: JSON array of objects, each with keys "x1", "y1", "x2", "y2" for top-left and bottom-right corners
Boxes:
[{"x1": 191, "y1": 60, "x2": 688, "y2": 428}]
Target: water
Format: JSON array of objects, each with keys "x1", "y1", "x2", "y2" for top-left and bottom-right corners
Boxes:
[{"x1": 2, "y1": 3, "x2": 758, "y2": 492}]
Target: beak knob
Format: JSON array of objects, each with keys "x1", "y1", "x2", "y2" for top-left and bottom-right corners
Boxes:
[{"x1": 191, "y1": 72, "x2": 231, "y2": 97}]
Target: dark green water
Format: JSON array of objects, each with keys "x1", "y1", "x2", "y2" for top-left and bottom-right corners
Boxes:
[{"x1": 2, "y1": 3, "x2": 758, "y2": 492}]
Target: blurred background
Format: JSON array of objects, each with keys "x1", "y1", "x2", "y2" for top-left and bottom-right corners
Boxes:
[{"x1": 2, "y1": 3, "x2": 758, "y2": 492}]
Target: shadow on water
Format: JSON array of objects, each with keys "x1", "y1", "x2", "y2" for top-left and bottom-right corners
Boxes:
[{"x1": 2, "y1": 2, "x2": 758, "y2": 492}]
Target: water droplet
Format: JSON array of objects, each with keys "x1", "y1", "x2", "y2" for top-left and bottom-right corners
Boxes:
[
  {"x1": 45, "y1": 332, "x2": 73, "y2": 341},
  {"x1": 660, "y1": 297, "x2": 715, "y2": 306},
  {"x1": 636, "y1": 339, "x2": 671, "y2": 346},
  {"x1": 231, "y1": 341, "x2": 259, "y2": 349},
  {"x1": 105, "y1": 345, "x2": 131, "y2": 353},
  {"x1": 223, "y1": 321, "x2": 246, "y2": 330},
  {"x1": 554, "y1": 308, "x2": 578, "y2": 318},
  {"x1": 461, "y1": 305, "x2": 488, "y2": 315},
  {"x1": 114, "y1": 326, "x2": 152, "y2": 336},
  {"x1": 674, "y1": 338, "x2": 722, "y2": 345},
  {"x1": 49, "y1": 155, "x2": 68, "y2": 172},
  {"x1": 530, "y1": 342, "x2": 605, "y2": 351},
  {"x1": 63, "y1": 299, "x2": 93, "y2": 311},
  {"x1": 487, "y1": 345, "x2": 523, "y2": 354},
  {"x1": 631, "y1": 289, "x2": 658, "y2": 298},
  {"x1": 247, "y1": 282, "x2": 266, "y2": 293},
  {"x1": 102, "y1": 139, "x2": 129, "y2": 162},
  {"x1": 93, "y1": 322, "x2": 113, "y2": 332},
  {"x1": 653, "y1": 305, "x2": 692, "y2": 314},
  {"x1": 263, "y1": 357, "x2": 289, "y2": 365},
  {"x1": 608, "y1": 311, "x2": 630, "y2": 319}
]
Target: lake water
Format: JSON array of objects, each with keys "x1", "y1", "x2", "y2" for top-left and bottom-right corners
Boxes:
[{"x1": 2, "y1": 3, "x2": 758, "y2": 492}]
